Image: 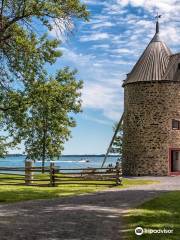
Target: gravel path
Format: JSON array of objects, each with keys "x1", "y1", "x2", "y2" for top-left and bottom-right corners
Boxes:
[{"x1": 0, "y1": 176, "x2": 179, "y2": 240}]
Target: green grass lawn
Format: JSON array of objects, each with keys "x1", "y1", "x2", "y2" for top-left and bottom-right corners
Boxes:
[
  {"x1": 0, "y1": 174, "x2": 158, "y2": 203},
  {"x1": 124, "y1": 191, "x2": 180, "y2": 240}
]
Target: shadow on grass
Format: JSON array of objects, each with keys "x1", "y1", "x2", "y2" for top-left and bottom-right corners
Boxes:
[
  {"x1": 0, "y1": 188, "x2": 172, "y2": 240},
  {"x1": 0, "y1": 183, "x2": 118, "y2": 203}
]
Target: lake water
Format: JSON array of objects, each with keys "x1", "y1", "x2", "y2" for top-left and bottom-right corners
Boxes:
[{"x1": 0, "y1": 155, "x2": 119, "y2": 173}]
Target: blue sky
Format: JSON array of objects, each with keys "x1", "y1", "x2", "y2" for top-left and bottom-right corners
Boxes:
[{"x1": 10, "y1": 0, "x2": 180, "y2": 154}]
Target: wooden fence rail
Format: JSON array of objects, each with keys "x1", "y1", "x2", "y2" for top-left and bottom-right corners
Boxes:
[
  {"x1": 49, "y1": 162, "x2": 122, "y2": 187},
  {"x1": 0, "y1": 161, "x2": 122, "y2": 187}
]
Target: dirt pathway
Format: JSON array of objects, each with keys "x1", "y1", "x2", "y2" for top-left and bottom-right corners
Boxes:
[{"x1": 0, "y1": 176, "x2": 179, "y2": 240}]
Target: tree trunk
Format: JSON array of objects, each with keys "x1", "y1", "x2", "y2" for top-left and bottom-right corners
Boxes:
[
  {"x1": 42, "y1": 87, "x2": 48, "y2": 174},
  {"x1": 42, "y1": 126, "x2": 46, "y2": 173},
  {"x1": 42, "y1": 112, "x2": 48, "y2": 173}
]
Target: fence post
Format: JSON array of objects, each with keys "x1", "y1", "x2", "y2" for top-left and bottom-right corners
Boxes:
[
  {"x1": 50, "y1": 162, "x2": 55, "y2": 187},
  {"x1": 115, "y1": 161, "x2": 122, "y2": 186},
  {"x1": 25, "y1": 160, "x2": 33, "y2": 185}
]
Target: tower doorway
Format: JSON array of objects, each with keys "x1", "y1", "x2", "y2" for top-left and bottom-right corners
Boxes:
[{"x1": 170, "y1": 149, "x2": 180, "y2": 174}]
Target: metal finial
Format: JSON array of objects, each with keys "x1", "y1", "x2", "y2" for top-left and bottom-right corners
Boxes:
[{"x1": 155, "y1": 13, "x2": 162, "y2": 34}]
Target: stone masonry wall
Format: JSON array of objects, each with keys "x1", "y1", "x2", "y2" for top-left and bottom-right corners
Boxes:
[{"x1": 122, "y1": 81, "x2": 180, "y2": 176}]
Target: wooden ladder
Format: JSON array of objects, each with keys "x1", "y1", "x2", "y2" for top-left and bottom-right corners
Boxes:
[{"x1": 101, "y1": 112, "x2": 124, "y2": 168}]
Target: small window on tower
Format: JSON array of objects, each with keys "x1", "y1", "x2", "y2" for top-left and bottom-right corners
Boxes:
[
  {"x1": 172, "y1": 119, "x2": 180, "y2": 130},
  {"x1": 178, "y1": 63, "x2": 180, "y2": 70}
]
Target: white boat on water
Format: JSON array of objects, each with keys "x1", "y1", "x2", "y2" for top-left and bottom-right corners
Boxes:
[{"x1": 79, "y1": 158, "x2": 90, "y2": 163}]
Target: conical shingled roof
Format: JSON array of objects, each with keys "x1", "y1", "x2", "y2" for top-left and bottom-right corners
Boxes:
[
  {"x1": 123, "y1": 22, "x2": 172, "y2": 85},
  {"x1": 163, "y1": 53, "x2": 180, "y2": 81}
]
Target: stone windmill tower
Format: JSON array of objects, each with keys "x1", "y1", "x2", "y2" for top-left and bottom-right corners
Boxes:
[{"x1": 122, "y1": 18, "x2": 180, "y2": 176}]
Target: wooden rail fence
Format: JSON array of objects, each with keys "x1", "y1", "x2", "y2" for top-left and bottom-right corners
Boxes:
[{"x1": 0, "y1": 161, "x2": 122, "y2": 187}]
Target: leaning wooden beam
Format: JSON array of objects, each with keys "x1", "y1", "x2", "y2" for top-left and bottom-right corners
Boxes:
[{"x1": 101, "y1": 112, "x2": 124, "y2": 168}]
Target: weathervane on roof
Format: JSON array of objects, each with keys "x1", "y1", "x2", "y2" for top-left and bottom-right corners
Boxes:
[{"x1": 155, "y1": 13, "x2": 162, "y2": 34}]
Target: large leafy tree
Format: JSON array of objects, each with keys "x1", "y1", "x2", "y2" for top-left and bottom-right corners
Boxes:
[
  {"x1": 4, "y1": 68, "x2": 83, "y2": 171},
  {"x1": 0, "y1": 0, "x2": 88, "y2": 158},
  {"x1": 0, "y1": 0, "x2": 88, "y2": 89}
]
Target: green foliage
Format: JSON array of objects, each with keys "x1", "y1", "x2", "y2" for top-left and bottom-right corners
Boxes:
[
  {"x1": 0, "y1": 136, "x2": 7, "y2": 157},
  {"x1": 0, "y1": 0, "x2": 89, "y2": 158},
  {"x1": 1, "y1": 26, "x2": 62, "y2": 86},
  {"x1": 5, "y1": 68, "x2": 83, "y2": 167},
  {"x1": 110, "y1": 123, "x2": 123, "y2": 157},
  {"x1": 0, "y1": 0, "x2": 89, "y2": 88}
]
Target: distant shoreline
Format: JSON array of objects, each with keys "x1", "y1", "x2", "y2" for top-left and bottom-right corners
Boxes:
[{"x1": 5, "y1": 154, "x2": 118, "y2": 157}]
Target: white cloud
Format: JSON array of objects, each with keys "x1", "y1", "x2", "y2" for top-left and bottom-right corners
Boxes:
[
  {"x1": 80, "y1": 32, "x2": 110, "y2": 42},
  {"x1": 84, "y1": 0, "x2": 108, "y2": 6},
  {"x1": 111, "y1": 48, "x2": 132, "y2": 54},
  {"x1": 161, "y1": 24, "x2": 180, "y2": 47},
  {"x1": 116, "y1": 0, "x2": 179, "y2": 15},
  {"x1": 91, "y1": 44, "x2": 110, "y2": 50},
  {"x1": 82, "y1": 114, "x2": 112, "y2": 126},
  {"x1": 91, "y1": 21, "x2": 115, "y2": 29},
  {"x1": 56, "y1": 0, "x2": 179, "y2": 122},
  {"x1": 102, "y1": 0, "x2": 180, "y2": 47},
  {"x1": 58, "y1": 47, "x2": 125, "y2": 120},
  {"x1": 82, "y1": 82, "x2": 123, "y2": 121}
]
